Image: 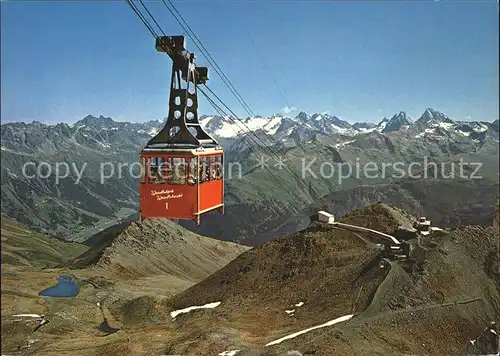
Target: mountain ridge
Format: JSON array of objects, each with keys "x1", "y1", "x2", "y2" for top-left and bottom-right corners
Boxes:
[{"x1": 2, "y1": 203, "x2": 498, "y2": 355}]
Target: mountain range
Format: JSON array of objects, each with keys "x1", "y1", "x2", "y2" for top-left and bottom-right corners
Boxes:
[
  {"x1": 1, "y1": 108, "x2": 499, "y2": 243},
  {"x1": 198, "y1": 108, "x2": 496, "y2": 143},
  {"x1": 2, "y1": 203, "x2": 498, "y2": 355}
]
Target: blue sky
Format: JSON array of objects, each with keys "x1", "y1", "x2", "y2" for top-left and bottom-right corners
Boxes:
[{"x1": 1, "y1": 0, "x2": 498, "y2": 124}]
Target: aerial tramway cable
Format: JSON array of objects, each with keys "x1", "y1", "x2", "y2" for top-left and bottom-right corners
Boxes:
[
  {"x1": 138, "y1": 0, "x2": 166, "y2": 37},
  {"x1": 159, "y1": 0, "x2": 325, "y2": 202},
  {"x1": 200, "y1": 85, "x2": 320, "y2": 202},
  {"x1": 227, "y1": 0, "x2": 336, "y2": 202},
  {"x1": 198, "y1": 88, "x2": 301, "y2": 209},
  {"x1": 125, "y1": 0, "x2": 158, "y2": 38},
  {"x1": 125, "y1": 0, "x2": 318, "y2": 215},
  {"x1": 227, "y1": 0, "x2": 292, "y2": 111},
  {"x1": 131, "y1": 0, "x2": 320, "y2": 214},
  {"x1": 161, "y1": 0, "x2": 255, "y2": 118},
  {"x1": 127, "y1": 0, "x2": 308, "y2": 205},
  {"x1": 162, "y1": 0, "x2": 320, "y2": 197},
  {"x1": 126, "y1": 0, "x2": 300, "y2": 214}
]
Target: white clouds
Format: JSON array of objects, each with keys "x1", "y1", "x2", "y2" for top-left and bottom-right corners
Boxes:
[{"x1": 280, "y1": 106, "x2": 297, "y2": 115}]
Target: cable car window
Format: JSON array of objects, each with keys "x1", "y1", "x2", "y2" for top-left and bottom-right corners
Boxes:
[
  {"x1": 140, "y1": 157, "x2": 146, "y2": 183},
  {"x1": 167, "y1": 157, "x2": 186, "y2": 185},
  {"x1": 203, "y1": 157, "x2": 211, "y2": 182},
  {"x1": 214, "y1": 155, "x2": 223, "y2": 180},
  {"x1": 158, "y1": 157, "x2": 166, "y2": 182},
  {"x1": 148, "y1": 157, "x2": 165, "y2": 184},
  {"x1": 210, "y1": 156, "x2": 216, "y2": 180},
  {"x1": 199, "y1": 157, "x2": 204, "y2": 183},
  {"x1": 199, "y1": 157, "x2": 208, "y2": 183},
  {"x1": 188, "y1": 158, "x2": 197, "y2": 185},
  {"x1": 198, "y1": 157, "x2": 203, "y2": 183},
  {"x1": 210, "y1": 156, "x2": 215, "y2": 180}
]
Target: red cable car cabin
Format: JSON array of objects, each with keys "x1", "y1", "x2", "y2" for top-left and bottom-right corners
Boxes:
[
  {"x1": 139, "y1": 35, "x2": 224, "y2": 224},
  {"x1": 139, "y1": 149, "x2": 224, "y2": 224}
]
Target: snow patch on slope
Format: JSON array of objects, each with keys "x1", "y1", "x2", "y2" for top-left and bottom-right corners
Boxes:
[
  {"x1": 265, "y1": 314, "x2": 354, "y2": 346},
  {"x1": 334, "y1": 140, "x2": 356, "y2": 149}
]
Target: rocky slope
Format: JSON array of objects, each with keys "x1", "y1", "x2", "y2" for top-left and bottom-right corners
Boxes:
[
  {"x1": 128, "y1": 204, "x2": 500, "y2": 355},
  {"x1": 1, "y1": 203, "x2": 498, "y2": 355},
  {"x1": 0, "y1": 217, "x2": 248, "y2": 354},
  {"x1": 68, "y1": 218, "x2": 249, "y2": 280}
]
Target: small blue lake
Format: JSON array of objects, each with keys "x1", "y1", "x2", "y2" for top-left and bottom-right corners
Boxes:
[{"x1": 39, "y1": 274, "x2": 80, "y2": 297}]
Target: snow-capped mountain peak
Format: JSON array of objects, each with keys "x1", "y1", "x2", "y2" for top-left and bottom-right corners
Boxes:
[
  {"x1": 417, "y1": 108, "x2": 454, "y2": 124},
  {"x1": 381, "y1": 112, "x2": 414, "y2": 133},
  {"x1": 199, "y1": 115, "x2": 239, "y2": 138},
  {"x1": 3, "y1": 110, "x2": 497, "y2": 161},
  {"x1": 373, "y1": 117, "x2": 389, "y2": 132},
  {"x1": 56, "y1": 109, "x2": 498, "y2": 148},
  {"x1": 294, "y1": 111, "x2": 310, "y2": 122}
]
